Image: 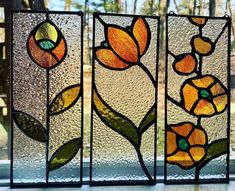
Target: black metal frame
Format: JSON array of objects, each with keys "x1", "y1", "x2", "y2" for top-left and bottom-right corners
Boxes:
[
  {"x1": 10, "y1": 10, "x2": 84, "y2": 188},
  {"x1": 164, "y1": 13, "x2": 231, "y2": 184},
  {"x1": 90, "y1": 12, "x2": 160, "y2": 186}
]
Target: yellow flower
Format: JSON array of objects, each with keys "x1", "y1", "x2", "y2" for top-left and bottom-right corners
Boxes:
[
  {"x1": 167, "y1": 122, "x2": 208, "y2": 169},
  {"x1": 181, "y1": 75, "x2": 227, "y2": 117}
]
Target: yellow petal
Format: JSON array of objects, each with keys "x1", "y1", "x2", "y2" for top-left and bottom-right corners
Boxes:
[
  {"x1": 210, "y1": 83, "x2": 225, "y2": 96},
  {"x1": 35, "y1": 22, "x2": 58, "y2": 42},
  {"x1": 188, "y1": 128, "x2": 207, "y2": 146},
  {"x1": 193, "y1": 36, "x2": 213, "y2": 55},
  {"x1": 189, "y1": 147, "x2": 205, "y2": 162},
  {"x1": 167, "y1": 131, "x2": 177, "y2": 155},
  {"x1": 190, "y1": 18, "x2": 207, "y2": 26},
  {"x1": 194, "y1": 99, "x2": 215, "y2": 116},
  {"x1": 133, "y1": 17, "x2": 149, "y2": 55},
  {"x1": 96, "y1": 48, "x2": 130, "y2": 69},
  {"x1": 213, "y1": 94, "x2": 227, "y2": 112},
  {"x1": 170, "y1": 123, "x2": 193, "y2": 137},
  {"x1": 108, "y1": 26, "x2": 138, "y2": 63},
  {"x1": 182, "y1": 84, "x2": 198, "y2": 111},
  {"x1": 167, "y1": 151, "x2": 194, "y2": 168},
  {"x1": 192, "y1": 75, "x2": 214, "y2": 88}
]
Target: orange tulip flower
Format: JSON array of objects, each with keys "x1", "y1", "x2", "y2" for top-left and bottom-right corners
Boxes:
[
  {"x1": 181, "y1": 75, "x2": 228, "y2": 117},
  {"x1": 27, "y1": 20, "x2": 67, "y2": 69},
  {"x1": 95, "y1": 17, "x2": 150, "y2": 70},
  {"x1": 167, "y1": 122, "x2": 208, "y2": 169}
]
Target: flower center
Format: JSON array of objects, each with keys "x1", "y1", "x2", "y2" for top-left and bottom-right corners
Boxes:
[
  {"x1": 200, "y1": 89, "x2": 210, "y2": 98},
  {"x1": 178, "y1": 138, "x2": 188, "y2": 151},
  {"x1": 39, "y1": 40, "x2": 55, "y2": 50}
]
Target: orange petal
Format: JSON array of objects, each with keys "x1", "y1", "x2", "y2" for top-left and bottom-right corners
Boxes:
[
  {"x1": 213, "y1": 94, "x2": 227, "y2": 112},
  {"x1": 28, "y1": 35, "x2": 57, "y2": 68},
  {"x1": 192, "y1": 36, "x2": 213, "y2": 55},
  {"x1": 108, "y1": 26, "x2": 138, "y2": 63},
  {"x1": 167, "y1": 131, "x2": 177, "y2": 155},
  {"x1": 190, "y1": 18, "x2": 207, "y2": 26},
  {"x1": 192, "y1": 75, "x2": 214, "y2": 88},
  {"x1": 182, "y1": 84, "x2": 198, "y2": 111},
  {"x1": 174, "y1": 54, "x2": 196, "y2": 74},
  {"x1": 167, "y1": 151, "x2": 194, "y2": 168},
  {"x1": 210, "y1": 83, "x2": 225, "y2": 96},
  {"x1": 52, "y1": 38, "x2": 66, "y2": 60},
  {"x1": 170, "y1": 123, "x2": 193, "y2": 137},
  {"x1": 96, "y1": 48, "x2": 130, "y2": 69},
  {"x1": 194, "y1": 99, "x2": 215, "y2": 116},
  {"x1": 189, "y1": 147, "x2": 205, "y2": 162},
  {"x1": 133, "y1": 17, "x2": 149, "y2": 56},
  {"x1": 188, "y1": 128, "x2": 206, "y2": 146}
]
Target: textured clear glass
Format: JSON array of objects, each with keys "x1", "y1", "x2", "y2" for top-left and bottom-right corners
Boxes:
[
  {"x1": 48, "y1": 13, "x2": 82, "y2": 183},
  {"x1": 166, "y1": 15, "x2": 229, "y2": 182},
  {"x1": 91, "y1": 14, "x2": 158, "y2": 182},
  {"x1": 12, "y1": 12, "x2": 82, "y2": 185},
  {"x1": 12, "y1": 12, "x2": 47, "y2": 184}
]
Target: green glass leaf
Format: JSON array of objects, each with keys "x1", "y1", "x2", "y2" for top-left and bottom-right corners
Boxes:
[
  {"x1": 39, "y1": 40, "x2": 55, "y2": 50},
  {"x1": 198, "y1": 138, "x2": 227, "y2": 168},
  {"x1": 48, "y1": 138, "x2": 81, "y2": 171},
  {"x1": 12, "y1": 110, "x2": 47, "y2": 142},
  {"x1": 49, "y1": 84, "x2": 81, "y2": 115},
  {"x1": 93, "y1": 88, "x2": 139, "y2": 147},
  {"x1": 139, "y1": 104, "x2": 156, "y2": 134}
]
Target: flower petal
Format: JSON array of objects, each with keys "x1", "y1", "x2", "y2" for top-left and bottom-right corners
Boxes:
[
  {"x1": 28, "y1": 35, "x2": 57, "y2": 68},
  {"x1": 96, "y1": 48, "x2": 130, "y2": 69},
  {"x1": 182, "y1": 84, "x2": 198, "y2": 111},
  {"x1": 210, "y1": 83, "x2": 225, "y2": 96},
  {"x1": 188, "y1": 128, "x2": 207, "y2": 146},
  {"x1": 170, "y1": 123, "x2": 193, "y2": 137},
  {"x1": 192, "y1": 75, "x2": 214, "y2": 88},
  {"x1": 167, "y1": 131, "x2": 177, "y2": 155},
  {"x1": 108, "y1": 26, "x2": 138, "y2": 63},
  {"x1": 194, "y1": 99, "x2": 215, "y2": 116},
  {"x1": 167, "y1": 151, "x2": 194, "y2": 168},
  {"x1": 133, "y1": 17, "x2": 149, "y2": 56},
  {"x1": 35, "y1": 22, "x2": 58, "y2": 43},
  {"x1": 192, "y1": 36, "x2": 213, "y2": 55},
  {"x1": 52, "y1": 38, "x2": 66, "y2": 60},
  {"x1": 189, "y1": 147, "x2": 205, "y2": 162},
  {"x1": 174, "y1": 54, "x2": 196, "y2": 74},
  {"x1": 190, "y1": 18, "x2": 207, "y2": 26},
  {"x1": 213, "y1": 94, "x2": 227, "y2": 112}
]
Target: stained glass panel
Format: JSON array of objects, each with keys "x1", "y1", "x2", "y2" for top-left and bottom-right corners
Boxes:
[
  {"x1": 11, "y1": 11, "x2": 83, "y2": 186},
  {"x1": 165, "y1": 14, "x2": 230, "y2": 183},
  {"x1": 91, "y1": 13, "x2": 159, "y2": 185}
]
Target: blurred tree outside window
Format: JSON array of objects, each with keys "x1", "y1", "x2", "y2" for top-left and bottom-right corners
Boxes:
[{"x1": 0, "y1": 0, "x2": 235, "y2": 162}]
